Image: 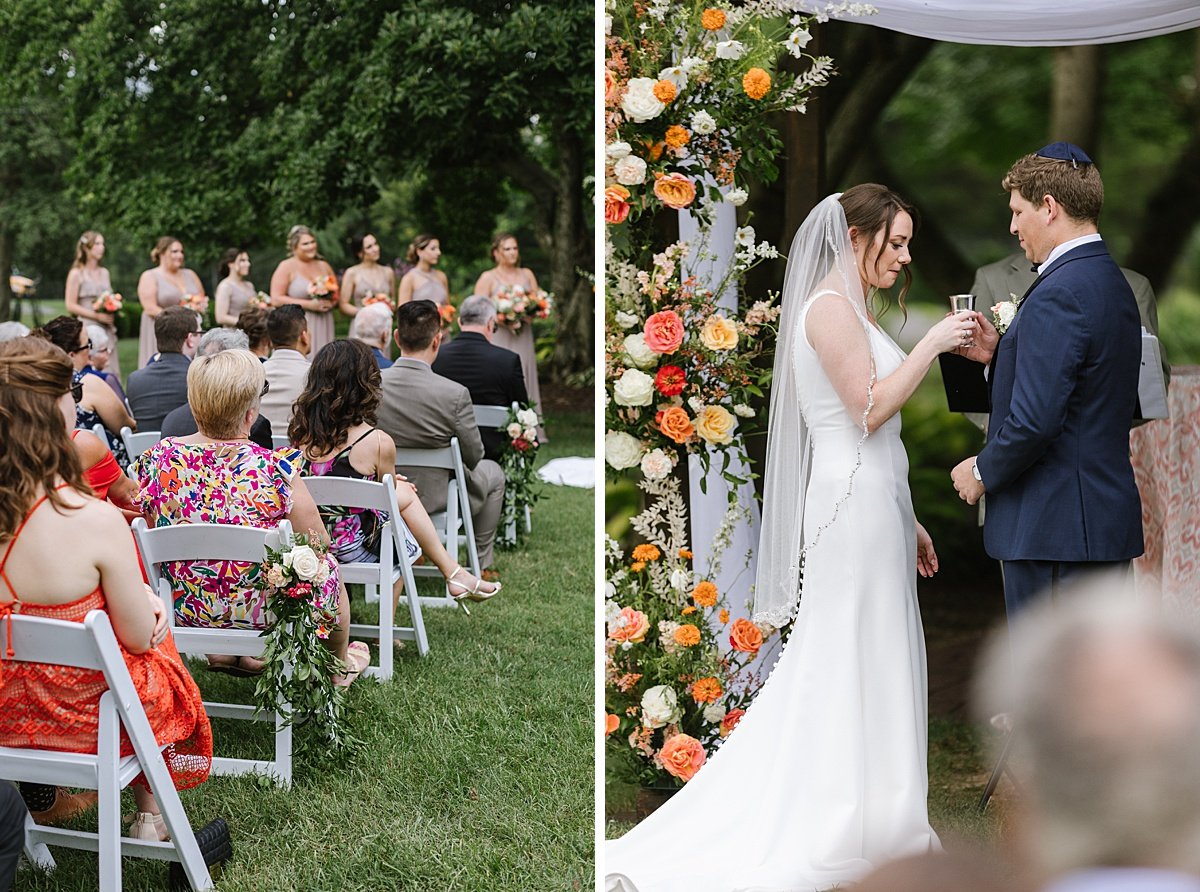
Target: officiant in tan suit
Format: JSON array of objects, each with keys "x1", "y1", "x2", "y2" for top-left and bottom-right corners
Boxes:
[{"x1": 378, "y1": 299, "x2": 505, "y2": 574}]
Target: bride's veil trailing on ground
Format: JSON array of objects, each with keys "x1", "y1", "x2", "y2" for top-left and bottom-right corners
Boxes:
[{"x1": 752, "y1": 193, "x2": 874, "y2": 626}]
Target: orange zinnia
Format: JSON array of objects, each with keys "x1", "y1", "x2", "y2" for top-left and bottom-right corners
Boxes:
[
  {"x1": 664, "y1": 125, "x2": 690, "y2": 148},
  {"x1": 653, "y1": 79, "x2": 677, "y2": 104},
  {"x1": 700, "y1": 8, "x2": 726, "y2": 30},
  {"x1": 630, "y1": 560, "x2": 646, "y2": 572},
  {"x1": 632, "y1": 543, "x2": 661, "y2": 562},
  {"x1": 692, "y1": 580, "x2": 718, "y2": 608},
  {"x1": 681, "y1": 605, "x2": 697, "y2": 616},
  {"x1": 691, "y1": 677, "x2": 723, "y2": 704},
  {"x1": 679, "y1": 548, "x2": 693, "y2": 560},
  {"x1": 673, "y1": 625, "x2": 701, "y2": 647},
  {"x1": 743, "y1": 67, "x2": 771, "y2": 100},
  {"x1": 719, "y1": 608, "x2": 730, "y2": 624}
]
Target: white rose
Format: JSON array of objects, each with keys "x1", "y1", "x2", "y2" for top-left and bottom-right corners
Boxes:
[
  {"x1": 622, "y1": 333, "x2": 658, "y2": 370},
  {"x1": 605, "y1": 141, "x2": 631, "y2": 162},
  {"x1": 615, "y1": 310, "x2": 640, "y2": 329},
  {"x1": 497, "y1": 298, "x2": 513, "y2": 313},
  {"x1": 735, "y1": 225, "x2": 756, "y2": 247},
  {"x1": 522, "y1": 428, "x2": 537, "y2": 442},
  {"x1": 613, "y1": 368, "x2": 655, "y2": 407},
  {"x1": 715, "y1": 40, "x2": 746, "y2": 60},
  {"x1": 657, "y1": 65, "x2": 687, "y2": 91},
  {"x1": 604, "y1": 13, "x2": 612, "y2": 34},
  {"x1": 733, "y1": 403, "x2": 755, "y2": 418},
  {"x1": 703, "y1": 703, "x2": 727, "y2": 724},
  {"x1": 517, "y1": 408, "x2": 539, "y2": 428},
  {"x1": 612, "y1": 154, "x2": 647, "y2": 186},
  {"x1": 506, "y1": 422, "x2": 523, "y2": 438},
  {"x1": 620, "y1": 77, "x2": 666, "y2": 123},
  {"x1": 690, "y1": 110, "x2": 716, "y2": 135},
  {"x1": 996, "y1": 301, "x2": 1018, "y2": 328},
  {"x1": 640, "y1": 685, "x2": 683, "y2": 729},
  {"x1": 670, "y1": 568, "x2": 691, "y2": 592},
  {"x1": 605, "y1": 431, "x2": 644, "y2": 470},
  {"x1": 725, "y1": 187, "x2": 749, "y2": 206},
  {"x1": 640, "y1": 448, "x2": 672, "y2": 481},
  {"x1": 289, "y1": 545, "x2": 320, "y2": 581}
]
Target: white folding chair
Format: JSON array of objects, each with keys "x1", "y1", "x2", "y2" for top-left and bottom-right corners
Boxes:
[
  {"x1": 120, "y1": 425, "x2": 160, "y2": 461},
  {"x1": 271, "y1": 435, "x2": 291, "y2": 450},
  {"x1": 472, "y1": 401, "x2": 532, "y2": 539},
  {"x1": 394, "y1": 437, "x2": 480, "y2": 610},
  {"x1": 131, "y1": 518, "x2": 295, "y2": 787},
  {"x1": 1, "y1": 610, "x2": 214, "y2": 891},
  {"x1": 302, "y1": 473, "x2": 430, "y2": 674}
]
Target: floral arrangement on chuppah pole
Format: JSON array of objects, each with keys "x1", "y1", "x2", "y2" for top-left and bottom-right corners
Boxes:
[{"x1": 603, "y1": 0, "x2": 873, "y2": 789}]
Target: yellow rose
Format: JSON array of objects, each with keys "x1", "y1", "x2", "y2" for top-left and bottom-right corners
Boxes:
[
  {"x1": 695, "y1": 405, "x2": 737, "y2": 445},
  {"x1": 700, "y1": 314, "x2": 738, "y2": 351}
]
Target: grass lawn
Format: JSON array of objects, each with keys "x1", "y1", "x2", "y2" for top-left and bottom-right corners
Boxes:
[{"x1": 18, "y1": 400, "x2": 596, "y2": 892}]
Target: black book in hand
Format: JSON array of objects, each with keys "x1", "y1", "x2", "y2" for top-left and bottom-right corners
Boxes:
[{"x1": 938, "y1": 353, "x2": 990, "y2": 414}]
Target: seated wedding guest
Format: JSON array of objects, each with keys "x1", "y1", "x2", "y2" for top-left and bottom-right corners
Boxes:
[
  {"x1": 134, "y1": 349, "x2": 368, "y2": 684},
  {"x1": 84, "y1": 322, "x2": 129, "y2": 406},
  {"x1": 291, "y1": 339, "x2": 500, "y2": 604},
  {"x1": 126, "y1": 306, "x2": 202, "y2": 432},
  {"x1": 856, "y1": 851, "x2": 1019, "y2": 892},
  {"x1": 0, "y1": 336, "x2": 212, "y2": 843},
  {"x1": 378, "y1": 300, "x2": 505, "y2": 581},
  {"x1": 260, "y1": 304, "x2": 311, "y2": 434},
  {"x1": 432, "y1": 294, "x2": 528, "y2": 461},
  {"x1": 976, "y1": 579, "x2": 1200, "y2": 892},
  {"x1": 350, "y1": 301, "x2": 394, "y2": 369},
  {"x1": 71, "y1": 427, "x2": 140, "y2": 518},
  {"x1": 0, "y1": 321, "x2": 30, "y2": 341},
  {"x1": 160, "y1": 328, "x2": 274, "y2": 449},
  {"x1": 237, "y1": 305, "x2": 271, "y2": 359},
  {"x1": 34, "y1": 316, "x2": 135, "y2": 467},
  {"x1": 0, "y1": 782, "x2": 23, "y2": 892}
]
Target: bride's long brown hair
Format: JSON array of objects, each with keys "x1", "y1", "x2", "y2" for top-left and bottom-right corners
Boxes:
[
  {"x1": 0, "y1": 338, "x2": 89, "y2": 542},
  {"x1": 839, "y1": 183, "x2": 919, "y2": 320}
]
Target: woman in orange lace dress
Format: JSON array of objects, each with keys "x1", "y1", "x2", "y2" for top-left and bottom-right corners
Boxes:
[{"x1": 0, "y1": 336, "x2": 211, "y2": 843}]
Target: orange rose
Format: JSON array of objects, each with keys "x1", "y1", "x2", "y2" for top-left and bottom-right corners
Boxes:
[
  {"x1": 658, "y1": 406, "x2": 695, "y2": 444},
  {"x1": 700, "y1": 8, "x2": 726, "y2": 30},
  {"x1": 610, "y1": 606, "x2": 650, "y2": 644},
  {"x1": 664, "y1": 125, "x2": 690, "y2": 149},
  {"x1": 659, "y1": 733, "x2": 706, "y2": 781},
  {"x1": 604, "y1": 184, "x2": 632, "y2": 225},
  {"x1": 605, "y1": 713, "x2": 620, "y2": 736},
  {"x1": 692, "y1": 580, "x2": 718, "y2": 608},
  {"x1": 743, "y1": 67, "x2": 771, "y2": 101},
  {"x1": 729, "y1": 617, "x2": 763, "y2": 653},
  {"x1": 604, "y1": 69, "x2": 618, "y2": 106},
  {"x1": 652, "y1": 79, "x2": 677, "y2": 104},
  {"x1": 673, "y1": 624, "x2": 701, "y2": 647},
  {"x1": 653, "y1": 172, "x2": 696, "y2": 210},
  {"x1": 632, "y1": 543, "x2": 661, "y2": 562},
  {"x1": 720, "y1": 707, "x2": 745, "y2": 738},
  {"x1": 643, "y1": 309, "x2": 684, "y2": 353},
  {"x1": 691, "y1": 676, "x2": 723, "y2": 704}
]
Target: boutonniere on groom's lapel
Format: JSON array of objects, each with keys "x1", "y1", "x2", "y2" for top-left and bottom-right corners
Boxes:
[{"x1": 991, "y1": 292, "x2": 1024, "y2": 334}]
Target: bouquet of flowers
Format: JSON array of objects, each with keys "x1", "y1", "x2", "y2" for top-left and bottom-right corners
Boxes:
[
  {"x1": 363, "y1": 292, "x2": 395, "y2": 311},
  {"x1": 180, "y1": 292, "x2": 209, "y2": 313},
  {"x1": 253, "y1": 533, "x2": 361, "y2": 758},
  {"x1": 98, "y1": 291, "x2": 124, "y2": 313},
  {"x1": 498, "y1": 404, "x2": 542, "y2": 548},
  {"x1": 251, "y1": 290, "x2": 273, "y2": 309},
  {"x1": 308, "y1": 274, "x2": 339, "y2": 304},
  {"x1": 439, "y1": 303, "x2": 458, "y2": 328},
  {"x1": 493, "y1": 285, "x2": 554, "y2": 333}
]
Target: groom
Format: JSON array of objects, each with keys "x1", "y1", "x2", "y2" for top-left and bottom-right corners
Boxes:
[{"x1": 950, "y1": 142, "x2": 1144, "y2": 617}]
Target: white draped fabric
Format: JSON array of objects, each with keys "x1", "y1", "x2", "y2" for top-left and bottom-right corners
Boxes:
[{"x1": 854, "y1": 0, "x2": 1200, "y2": 46}]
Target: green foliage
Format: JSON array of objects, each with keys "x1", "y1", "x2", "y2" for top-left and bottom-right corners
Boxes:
[{"x1": 1157, "y1": 285, "x2": 1200, "y2": 366}]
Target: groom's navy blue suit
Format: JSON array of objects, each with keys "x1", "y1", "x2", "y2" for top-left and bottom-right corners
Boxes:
[{"x1": 976, "y1": 239, "x2": 1144, "y2": 615}]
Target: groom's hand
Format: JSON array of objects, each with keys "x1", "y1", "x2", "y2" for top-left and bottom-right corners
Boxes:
[
  {"x1": 953, "y1": 312, "x2": 999, "y2": 364},
  {"x1": 951, "y1": 456, "x2": 985, "y2": 506}
]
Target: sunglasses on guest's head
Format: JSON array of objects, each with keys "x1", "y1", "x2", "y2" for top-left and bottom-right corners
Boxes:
[
  {"x1": 70, "y1": 339, "x2": 92, "y2": 354},
  {"x1": 70, "y1": 381, "x2": 83, "y2": 403},
  {"x1": 260, "y1": 380, "x2": 270, "y2": 397}
]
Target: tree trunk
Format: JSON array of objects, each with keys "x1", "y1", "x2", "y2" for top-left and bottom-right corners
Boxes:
[
  {"x1": 1050, "y1": 46, "x2": 1105, "y2": 153},
  {"x1": 1127, "y1": 128, "x2": 1200, "y2": 291},
  {"x1": 549, "y1": 131, "x2": 593, "y2": 382}
]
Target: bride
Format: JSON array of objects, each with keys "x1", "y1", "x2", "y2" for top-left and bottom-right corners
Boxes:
[{"x1": 605, "y1": 185, "x2": 978, "y2": 892}]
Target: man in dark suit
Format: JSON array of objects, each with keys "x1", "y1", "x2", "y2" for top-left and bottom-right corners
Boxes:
[
  {"x1": 126, "y1": 306, "x2": 201, "y2": 431},
  {"x1": 951, "y1": 142, "x2": 1144, "y2": 616},
  {"x1": 432, "y1": 295, "x2": 528, "y2": 461}
]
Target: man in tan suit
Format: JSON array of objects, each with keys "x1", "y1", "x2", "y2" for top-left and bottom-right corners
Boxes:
[
  {"x1": 260, "y1": 304, "x2": 311, "y2": 434},
  {"x1": 378, "y1": 300, "x2": 505, "y2": 574}
]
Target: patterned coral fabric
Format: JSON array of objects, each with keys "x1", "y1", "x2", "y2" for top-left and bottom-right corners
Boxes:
[{"x1": 133, "y1": 438, "x2": 339, "y2": 629}]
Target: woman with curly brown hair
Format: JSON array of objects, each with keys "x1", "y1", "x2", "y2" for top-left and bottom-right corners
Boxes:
[
  {"x1": 0, "y1": 336, "x2": 211, "y2": 842},
  {"x1": 289, "y1": 339, "x2": 500, "y2": 603}
]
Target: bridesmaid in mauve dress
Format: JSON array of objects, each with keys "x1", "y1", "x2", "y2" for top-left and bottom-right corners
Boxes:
[
  {"x1": 136, "y1": 236, "x2": 206, "y2": 368},
  {"x1": 473, "y1": 232, "x2": 544, "y2": 427},
  {"x1": 65, "y1": 231, "x2": 122, "y2": 379},
  {"x1": 269, "y1": 225, "x2": 337, "y2": 357},
  {"x1": 338, "y1": 233, "x2": 397, "y2": 318},
  {"x1": 213, "y1": 248, "x2": 258, "y2": 328},
  {"x1": 397, "y1": 233, "x2": 450, "y2": 307}
]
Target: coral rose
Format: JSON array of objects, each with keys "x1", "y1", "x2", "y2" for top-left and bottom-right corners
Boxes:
[
  {"x1": 652, "y1": 79, "x2": 677, "y2": 104},
  {"x1": 604, "y1": 69, "x2": 618, "y2": 106},
  {"x1": 695, "y1": 405, "x2": 737, "y2": 445},
  {"x1": 692, "y1": 580, "x2": 718, "y2": 608},
  {"x1": 700, "y1": 314, "x2": 739, "y2": 351},
  {"x1": 604, "y1": 184, "x2": 632, "y2": 225},
  {"x1": 700, "y1": 8, "x2": 726, "y2": 30},
  {"x1": 642, "y1": 310, "x2": 685, "y2": 354},
  {"x1": 654, "y1": 364, "x2": 686, "y2": 397},
  {"x1": 659, "y1": 733, "x2": 706, "y2": 782},
  {"x1": 605, "y1": 713, "x2": 620, "y2": 736},
  {"x1": 729, "y1": 617, "x2": 763, "y2": 653},
  {"x1": 743, "y1": 67, "x2": 771, "y2": 100},
  {"x1": 657, "y1": 406, "x2": 695, "y2": 444},
  {"x1": 610, "y1": 606, "x2": 651, "y2": 644},
  {"x1": 673, "y1": 624, "x2": 701, "y2": 647},
  {"x1": 691, "y1": 676, "x2": 723, "y2": 704},
  {"x1": 653, "y1": 173, "x2": 697, "y2": 210},
  {"x1": 664, "y1": 125, "x2": 690, "y2": 148},
  {"x1": 720, "y1": 707, "x2": 746, "y2": 738}
]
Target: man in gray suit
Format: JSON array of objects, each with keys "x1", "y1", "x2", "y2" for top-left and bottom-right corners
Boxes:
[
  {"x1": 126, "y1": 306, "x2": 201, "y2": 431},
  {"x1": 378, "y1": 300, "x2": 505, "y2": 576},
  {"x1": 260, "y1": 304, "x2": 311, "y2": 435}
]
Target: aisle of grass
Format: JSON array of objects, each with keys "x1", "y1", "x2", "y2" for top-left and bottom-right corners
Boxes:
[{"x1": 21, "y1": 408, "x2": 594, "y2": 892}]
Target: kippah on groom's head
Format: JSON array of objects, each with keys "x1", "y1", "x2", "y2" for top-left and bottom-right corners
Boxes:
[
  {"x1": 1003, "y1": 141, "x2": 1104, "y2": 225},
  {"x1": 1035, "y1": 141, "x2": 1094, "y2": 169}
]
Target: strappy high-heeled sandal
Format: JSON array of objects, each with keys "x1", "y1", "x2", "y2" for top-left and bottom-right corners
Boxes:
[{"x1": 446, "y1": 566, "x2": 500, "y2": 607}]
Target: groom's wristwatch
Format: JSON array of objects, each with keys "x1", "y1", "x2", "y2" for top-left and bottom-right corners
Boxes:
[{"x1": 971, "y1": 463, "x2": 982, "y2": 483}]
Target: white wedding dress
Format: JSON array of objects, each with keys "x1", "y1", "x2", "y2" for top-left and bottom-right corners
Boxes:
[{"x1": 605, "y1": 293, "x2": 939, "y2": 892}]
